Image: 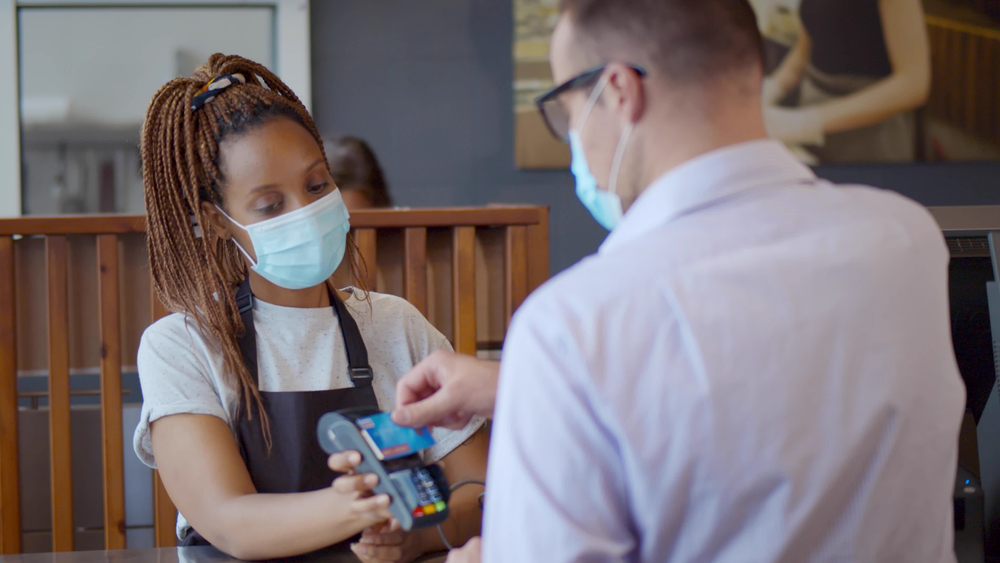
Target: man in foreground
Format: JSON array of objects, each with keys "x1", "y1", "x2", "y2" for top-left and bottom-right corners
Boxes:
[{"x1": 363, "y1": 0, "x2": 965, "y2": 560}]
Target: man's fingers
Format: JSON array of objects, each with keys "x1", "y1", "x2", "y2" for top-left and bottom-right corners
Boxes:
[
  {"x1": 328, "y1": 450, "x2": 362, "y2": 472},
  {"x1": 392, "y1": 387, "x2": 458, "y2": 428},
  {"x1": 445, "y1": 536, "x2": 483, "y2": 563},
  {"x1": 332, "y1": 473, "x2": 379, "y2": 494},
  {"x1": 395, "y1": 352, "x2": 451, "y2": 408}
]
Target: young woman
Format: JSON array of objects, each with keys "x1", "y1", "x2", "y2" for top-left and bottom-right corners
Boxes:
[{"x1": 133, "y1": 54, "x2": 488, "y2": 562}]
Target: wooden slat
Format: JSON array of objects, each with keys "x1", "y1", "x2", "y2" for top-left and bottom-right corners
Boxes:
[
  {"x1": 404, "y1": 228, "x2": 428, "y2": 315},
  {"x1": 0, "y1": 236, "x2": 21, "y2": 555},
  {"x1": 527, "y1": 207, "x2": 550, "y2": 294},
  {"x1": 354, "y1": 228, "x2": 378, "y2": 291},
  {"x1": 153, "y1": 472, "x2": 175, "y2": 548},
  {"x1": 925, "y1": 16, "x2": 1000, "y2": 148},
  {"x1": 452, "y1": 227, "x2": 477, "y2": 355},
  {"x1": 46, "y1": 236, "x2": 74, "y2": 551},
  {"x1": 150, "y1": 281, "x2": 176, "y2": 548},
  {"x1": 505, "y1": 226, "x2": 529, "y2": 321},
  {"x1": 97, "y1": 235, "x2": 126, "y2": 550},
  {"x1": 0, "y1": 207, "x2": 548, "y2": 235}
]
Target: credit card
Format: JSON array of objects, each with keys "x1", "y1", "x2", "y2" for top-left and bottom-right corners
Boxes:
[{"x1": 356, "y1": 412, "x2": 435, "y2": 460}]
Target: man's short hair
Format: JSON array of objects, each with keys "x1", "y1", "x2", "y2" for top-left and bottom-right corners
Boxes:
[{"x1": 559, "y1": 0, "x2": 764, "y2": 83}]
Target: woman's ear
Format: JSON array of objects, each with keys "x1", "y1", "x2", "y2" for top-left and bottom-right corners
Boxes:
[{"x1": 200, "y1": 201, "x2": 233, "y2": 241}]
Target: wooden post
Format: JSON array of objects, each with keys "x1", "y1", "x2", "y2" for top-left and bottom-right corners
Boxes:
[
  {"x1": 0, "y1": 236, "x2": 21, "y2": 554},
  {"x1": 404, "y1": 228, "x2": 428, "y2": 315},
  {"x1": 505, "y1": 226, "x2": 529, "y2": 322},
  {"x1": 97, "y1": 235, "x2": 126, "y2": 550},
  {"x1": 46, "y1": 236, "x2": 74, "y2": 551},
  {"x1": 526, "y1": 207, "x2": 549, "y2": 294},
  {"x1": 451, "y1": 228, "x2": 477, "y2": 355},
  {"x1": 354, "y1": 229, "x2": 378, "y2": 292}
]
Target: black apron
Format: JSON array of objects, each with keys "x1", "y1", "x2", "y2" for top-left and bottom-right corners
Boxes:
[{"x1": 182, "y1": 278, "x2": 380, "y2": 556}]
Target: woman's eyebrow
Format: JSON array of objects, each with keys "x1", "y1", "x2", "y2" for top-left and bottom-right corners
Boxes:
[
  {"x1": 306, "y1": 157, "x2": 326, "y2": 172},
  {"x1": 248, "y1": 158, "x2": 328, "y2": 194}
]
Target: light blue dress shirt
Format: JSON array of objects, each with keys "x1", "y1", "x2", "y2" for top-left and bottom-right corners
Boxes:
[{"x1": 483, "y1": 140, "x2": 965, "y2": 562}]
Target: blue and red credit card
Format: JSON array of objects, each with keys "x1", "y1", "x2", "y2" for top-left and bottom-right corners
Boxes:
[{"x1": 356, "y1": 412, "x2": 435, "y2": 460}]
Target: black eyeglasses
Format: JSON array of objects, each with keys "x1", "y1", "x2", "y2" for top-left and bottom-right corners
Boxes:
[{"x1": 535, "y1": 64, "x2": 647, "y2": 143}]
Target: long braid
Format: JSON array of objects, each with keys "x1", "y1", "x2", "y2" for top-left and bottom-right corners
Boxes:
[{"x1": 141, "y1": 54, "x2": 367, "y2": 442}]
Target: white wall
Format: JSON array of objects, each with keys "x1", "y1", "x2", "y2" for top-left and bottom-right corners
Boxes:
[{"x1": 19, "y1": 6, "x2": 274, "y2": 127}]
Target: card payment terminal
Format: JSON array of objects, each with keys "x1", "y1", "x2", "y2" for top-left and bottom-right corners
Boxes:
[{"x1": 317, "y1": 408, "x2": 450, "y2": 531}]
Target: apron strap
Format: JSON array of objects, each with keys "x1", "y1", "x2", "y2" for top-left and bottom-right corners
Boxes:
[
  {"x1": 330, "y1": 289, "x2": 374, "y2": 387},
  {"x1": 234, "y1": 278, "x2": 374, "y2": 389},
  {"x1": 236, "y1": 278, "x2": 260, "y2": 387}
]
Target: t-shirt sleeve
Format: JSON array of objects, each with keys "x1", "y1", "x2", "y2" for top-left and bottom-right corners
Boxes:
[
  {"x1": 372, "y1": 294, "x2": 486, "y2": 463},
  {"x1": 133, "y1": 315, "x2": 230, "y2": 469}
]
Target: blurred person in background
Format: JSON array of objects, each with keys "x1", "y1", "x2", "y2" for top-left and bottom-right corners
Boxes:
[
  {"x1": 762, "y1": 0, "x2": 931, "y2": 163},
  {"x1": 326, "y1": 136, "x2": 393, "y2": 210},
  {"x1": 325, "y1": 136, "x2": 393, "y2": 289}
]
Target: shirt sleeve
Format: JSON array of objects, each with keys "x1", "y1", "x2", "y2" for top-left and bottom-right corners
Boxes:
[
  {"x1": 132, "y1": 315, "x2": 231, "y2": 469},
  {"x1": 482, "y1": 297, "x2": 636, "y2": 563},
  {"x1": 371, "y1": 293, "x2": 485, "y2": 462}
]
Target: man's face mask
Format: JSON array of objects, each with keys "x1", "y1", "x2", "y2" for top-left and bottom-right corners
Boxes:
[{"x1": 569, "y1": 74, "x2": 635, "y2": 231}]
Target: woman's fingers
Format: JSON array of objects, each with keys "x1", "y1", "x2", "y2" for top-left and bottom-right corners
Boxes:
[
  {"x1": 332, "y1": 472, "x2": 379, "y2": 494},
  {"x1": 360, "y1": 528, "x2": 405, "y2": 546},
  {"x1": 351, "y1": 542, "x2": 403, "y2": 561},
  {"x1": 328, "y1": 450, "x2": 362, "y2": 472},
  {"x1": 352, "y1": 493, "x2": 393, "y2": 519}
]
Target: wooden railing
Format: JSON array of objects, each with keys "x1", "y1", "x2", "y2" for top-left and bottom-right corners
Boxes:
[
  {"x1": 0, "y1": 206, "x2": 549, "y2": 553},
  {"x1": 925, "y1": 14, "x2": 1000, "y2": 148}
]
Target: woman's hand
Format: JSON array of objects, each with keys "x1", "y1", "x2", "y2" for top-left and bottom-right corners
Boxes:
[
  {"x1": 764, "y1": 106, "x2": 824, "y2": 146},
  {"x1": 329, "y1": 452, "x2": 394, "y2": 528},
  {"x1": 351, "y1": 520, "x2": 423, "y2": 563},
  {"x1": 445, "y1": 537, "x2": 482, "y2": 563}
]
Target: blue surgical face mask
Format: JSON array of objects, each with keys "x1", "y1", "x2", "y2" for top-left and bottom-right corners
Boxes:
[
  {"x1": 217, "y1": 189, "x2": 351, "y2": 290},
  {"x1": 569, "y1": 75, "x2": 634, "y2": 231}
]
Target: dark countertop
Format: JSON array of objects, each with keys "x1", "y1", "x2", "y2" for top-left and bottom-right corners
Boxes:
[
  {"x1": 0, "y1": 547, "x2": 360, "y2": 563},
  {"x1": 0, "y1": 548, "x2": 447, "y2": 563}
]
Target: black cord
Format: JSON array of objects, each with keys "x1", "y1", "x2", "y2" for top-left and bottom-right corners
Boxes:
[{"x1": 437, "y1": 480, "x2": 486, "y2": 550}]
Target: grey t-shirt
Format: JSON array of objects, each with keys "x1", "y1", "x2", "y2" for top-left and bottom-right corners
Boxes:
[{"x1": 133, "y1": 289, "x2": 483, "y2": 539}]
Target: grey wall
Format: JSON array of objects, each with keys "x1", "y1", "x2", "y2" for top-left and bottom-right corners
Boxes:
[
  {"x1": 309, "y1": 0, "x2": 607, "y2": 276},
  {"x1": 310, "y1": 1, "x2": 1000, "y2": 277}
]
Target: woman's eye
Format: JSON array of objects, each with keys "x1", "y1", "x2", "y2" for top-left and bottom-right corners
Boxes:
[
  {"x1": 256, "y1": 201, "x2": 281, "y2": 215},
  {"x1": 307, "y1": 182, "x2": 330, "y2": 195}
]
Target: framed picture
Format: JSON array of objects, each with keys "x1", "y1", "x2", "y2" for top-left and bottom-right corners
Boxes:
[{"x1": 513, "y1": 0, "x2": 1000, "y2": 169}]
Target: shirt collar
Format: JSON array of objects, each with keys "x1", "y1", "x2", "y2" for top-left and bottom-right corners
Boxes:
[{"x1": 600, "y1": 139, "x2": 817, "y2": 253}]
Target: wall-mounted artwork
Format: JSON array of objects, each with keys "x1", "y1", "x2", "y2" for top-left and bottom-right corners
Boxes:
[
  {"x1": 513, "y1": 0, "x2": 570, "y2": 169},
  {"x1": 756, "y1": 0, "x2": 1000, "y2": 165},
  {"x1": 513, "y1": 0, "x2": 1000, "y2": 169}
]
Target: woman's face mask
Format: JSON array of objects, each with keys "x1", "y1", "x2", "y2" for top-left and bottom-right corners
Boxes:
[{"x1": 216, "y1": 189, "x2": 351, "y2": 290}]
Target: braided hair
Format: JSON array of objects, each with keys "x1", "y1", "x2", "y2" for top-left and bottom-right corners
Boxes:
[{"x1": 141, "y1": 54, "x2": 367, "y2": 438}]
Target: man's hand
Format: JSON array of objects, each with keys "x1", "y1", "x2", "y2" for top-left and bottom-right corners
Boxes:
[
  {"x1": 392, "y1": 350, "x2": 500, "y2": 430},
  {"x1": 445, "y1": 537, "x2": 481, "y2": 563}
]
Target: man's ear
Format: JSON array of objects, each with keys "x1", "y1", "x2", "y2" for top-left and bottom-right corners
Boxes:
[
  {"x1": 200, "y1": 201, "x2": 233, "y2": 241},
  {"x1": 606, "y1": 63, "x2": 647, "y2": 125}
]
